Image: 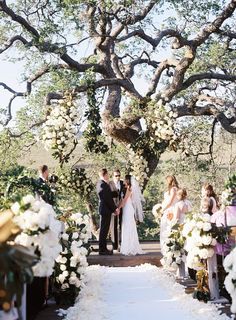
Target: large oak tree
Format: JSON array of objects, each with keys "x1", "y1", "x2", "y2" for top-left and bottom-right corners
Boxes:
[{"x1": 0, "y1": 0, "x2": 235, "y2": 183}]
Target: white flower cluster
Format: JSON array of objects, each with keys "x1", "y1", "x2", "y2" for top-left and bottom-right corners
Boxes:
[
  {"x1": 59, "y1": 168, "x2": 93, "y2": 197},
  {"x1": 223, "y1": 247, "x2": 236, "y2": 313},
  {"x1": 55, "y1": 212, "x2": 92, "y2": 291},
  {"x1": 183, "y1": 213, "x2": 216, "y2": 270},
  {"x1": 12, "y1": 195, "x2": 62, "y2": 277},
  {"x1": 42, "y1": 93, "x2": 79, "y2": 159},
  {"x1": 161, "y1": 224, "x2": 186, "y2": 270},
  {"x1": 147, "y1": 101, "x2": 178, "y2": 143},
  {"x1": 127, "y1": 146, "x2": 149, "y2": 187},
  {"x1": 221, "y1": 189, "x2": 234, "y2": 207}
]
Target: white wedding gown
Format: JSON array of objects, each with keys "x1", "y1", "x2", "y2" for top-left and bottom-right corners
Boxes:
[{"x1": 120, "y1": 195, "x2": 143, "y2": 256}]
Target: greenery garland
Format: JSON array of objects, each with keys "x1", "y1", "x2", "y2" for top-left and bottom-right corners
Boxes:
[{"x1": 83, "y1": 71, "x2": 109, "y2": 154}]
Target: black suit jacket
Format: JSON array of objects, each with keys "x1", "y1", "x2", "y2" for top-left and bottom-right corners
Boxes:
[
  {"x1": 97, "y1": 180, "x2": 117, "y2": 216},
  {"x1": 118, "y1": 180, "x2": 125, "y2": 200},
  {"x1": 36, "y1": 177, "x2": 54, "y2": 205}
]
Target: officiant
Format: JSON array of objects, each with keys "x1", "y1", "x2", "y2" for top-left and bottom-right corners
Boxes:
[{"x1": 109, "y1": 169, "x2": 125, "y2": 251}]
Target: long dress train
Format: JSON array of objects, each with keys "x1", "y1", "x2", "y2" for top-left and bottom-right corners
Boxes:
[{"x1": 120, "y1": 195, "x2": 143, "y2": 256}]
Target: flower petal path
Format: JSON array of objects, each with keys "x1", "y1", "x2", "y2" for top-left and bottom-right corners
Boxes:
[{"x1": 64, "y1": 264, "x2": 230, "y2": 320}]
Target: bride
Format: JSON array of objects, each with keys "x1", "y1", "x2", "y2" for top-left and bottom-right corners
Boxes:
[{"x1": 118, "y1": 175, "x2": 143, "y2": 256}]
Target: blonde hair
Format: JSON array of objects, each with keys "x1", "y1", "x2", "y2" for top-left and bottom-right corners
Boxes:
[
  {"x1": 166, "y1": 175, "x2": 179, "y2": 192},
  {"x1": 201, "y1": 196, "x2": 213, "y2": 214}
]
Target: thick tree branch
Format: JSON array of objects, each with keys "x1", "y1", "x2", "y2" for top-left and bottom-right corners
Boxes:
[
  {"x1": 0, "y1": 1, "x2": 107, "y2": 75},
  {"x1": 73, "y1": 78, "x2": 143, "y2": 99},
  {"x1": 117, "y1": 28, "x2": 190, "y2": 49},
  {"x1": 0, "y1": 82, "x2": 26, "y2": 125},
  {"x1": 217, "y1": 28, "x2": 236, "y2": 39},
  {"x1": 147, "y1": 58, "x2": 179, "y2": 97},
  {"x1": 0, "y1": 0, "x2": 40, "y2": 38},
  {"x1": 111, "y1": 1, "x2": 156, "y2": 38},
  {"x1": 177, "y1": 102, "x2": 236, "y2": 133},
  {"x1": 0, "y1": 35, "x2": 29, "y2": 54},
  {"x1": 192, "y1": 0, "x2": 236, "y2": 46},
  {"x1": 182, "y1": 72, "x2": 236, "y2": 90},
  {"x1": 26, "y1": 64, "x2": 70, "y2": 94},
  {"x1": 124, "y1": 58, "x2": 159, "y2": 78}
]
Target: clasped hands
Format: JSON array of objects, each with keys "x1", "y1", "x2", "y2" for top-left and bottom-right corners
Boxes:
[{"x1": 114, "y1": 208, "x2": 120, "y2": 216}]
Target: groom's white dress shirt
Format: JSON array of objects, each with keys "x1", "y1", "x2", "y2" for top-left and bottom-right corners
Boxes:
[{"x1": 114, "y1": 180, "x2": 121, "y2": 192}]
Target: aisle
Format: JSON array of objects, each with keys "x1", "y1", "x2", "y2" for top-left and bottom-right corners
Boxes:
[{"x1": 64, "y1": 265, "x2": 229, "y2": 320}]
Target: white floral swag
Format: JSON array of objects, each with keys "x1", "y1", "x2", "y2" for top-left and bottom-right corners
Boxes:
[{"x1": 12, "y1": 195, "x2": 62, "y2": 277}]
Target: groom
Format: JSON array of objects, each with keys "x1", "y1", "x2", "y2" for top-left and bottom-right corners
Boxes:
[
  {"x1": 97, "y1": 168, "x2": 119, "y2": 255},
  {"x1": 109, "y1": 169, "x2": 125, "y2": 251}
]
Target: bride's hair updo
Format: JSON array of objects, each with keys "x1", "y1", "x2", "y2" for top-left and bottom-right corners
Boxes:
[
  {"x1": 125, "y1": 174, "x2": 132, "y2": 190},
  {"x1": 166, "y1": 175, "x2": 179, "y2": 192}
]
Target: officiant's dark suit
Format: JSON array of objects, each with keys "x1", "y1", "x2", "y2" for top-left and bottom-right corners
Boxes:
[{"x1": 97, "y1": 177, "x2": 117, "y2": 254}]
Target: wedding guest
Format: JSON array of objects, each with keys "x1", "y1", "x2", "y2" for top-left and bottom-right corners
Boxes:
[
  {"x1": 36, "y1": 165, "x2": 55, "y2": 205},
  {"x1": 201, "y1": 196, "x2": 214, "y2": 215},
  {"x1": 109, "y1": 169, "x2": 124, "y2": 251},
  {"x1": 171, "y1": 188, "x2": 192, "y2": 224},
  {"x1": 201, "y1": 183, "x2": 218, "y2": 214},
  {"x1": 38, "y1": 164, "x2": 49, "y2": 183},
  {"x1": 97, "y1": 168, "x2": 118, "y2": 255},
  {"x1": 160, "y1": 175, "x2": 179, "y2": 251}
]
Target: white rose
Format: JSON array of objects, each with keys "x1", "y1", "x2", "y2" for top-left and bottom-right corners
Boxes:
[
  {"x1": 199, "y1": 248, "x2": 210, "y2": 259},
  {"x1": 58, "y1": 274, "x2": 66, "y2": 284},
  {"x1": 72, "y1": 232, "x2": 79, "y2": 239},
  {"x1": 11, "y1": 202, "x2": 21, "y2": 214},
  {"x1": 61, "y1": 283, "x2": 69, "y2": 290},
  {"x1": 203, "y1": 222, "x2": 212, "y2": 232},
  {"x1": 62, "y1": 233, "x2": 69, "y2": 241},
  {"x1": 60, "y1": 264, "x2": 67, "y2": 272},
  {"x1": 201, "y1": 235, "x2": 213, "y2": 246},
  {"x1": 70, "y1": 257, "x2": 77, "y2": 267},
  {"x1": 196, "y1": 221, "x2": 204, "y2": 229}
]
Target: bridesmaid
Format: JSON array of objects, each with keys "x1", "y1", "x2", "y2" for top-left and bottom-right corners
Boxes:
[
  {"x1": 201, "y1": 183, "x2": 218, "y2": 214},
  {"x1": 160, "y1": 175, "x2": 179, "y2": 251},
  {"x1": 171, "y1": 188, "x2": 192, "y2": 224}
]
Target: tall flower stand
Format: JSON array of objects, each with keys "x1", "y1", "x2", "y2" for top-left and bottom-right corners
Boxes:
[{"x1": 207, "y1": 253, "x2": 219, "y2": 300}]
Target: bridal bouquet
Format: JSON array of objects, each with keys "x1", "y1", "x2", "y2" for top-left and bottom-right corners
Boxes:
[
  {"x1": 223, "y1": 247, "x2": 236, "y2": 313},
  {"x1": 54, "y1": 212, "x2": 92, "y2": 304},
  {"x1": 152, "y1": 203, "x2": 162, "y2": 223},
  {"x1": 161, "y1": 223, "x2": 186, "y2": 269},
  {"x1": 182, "y1": 213, "x2": 216, "y2": 270},
  {"x1": 12, "y1": 194, "x2": 62, "y2": 277}
]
